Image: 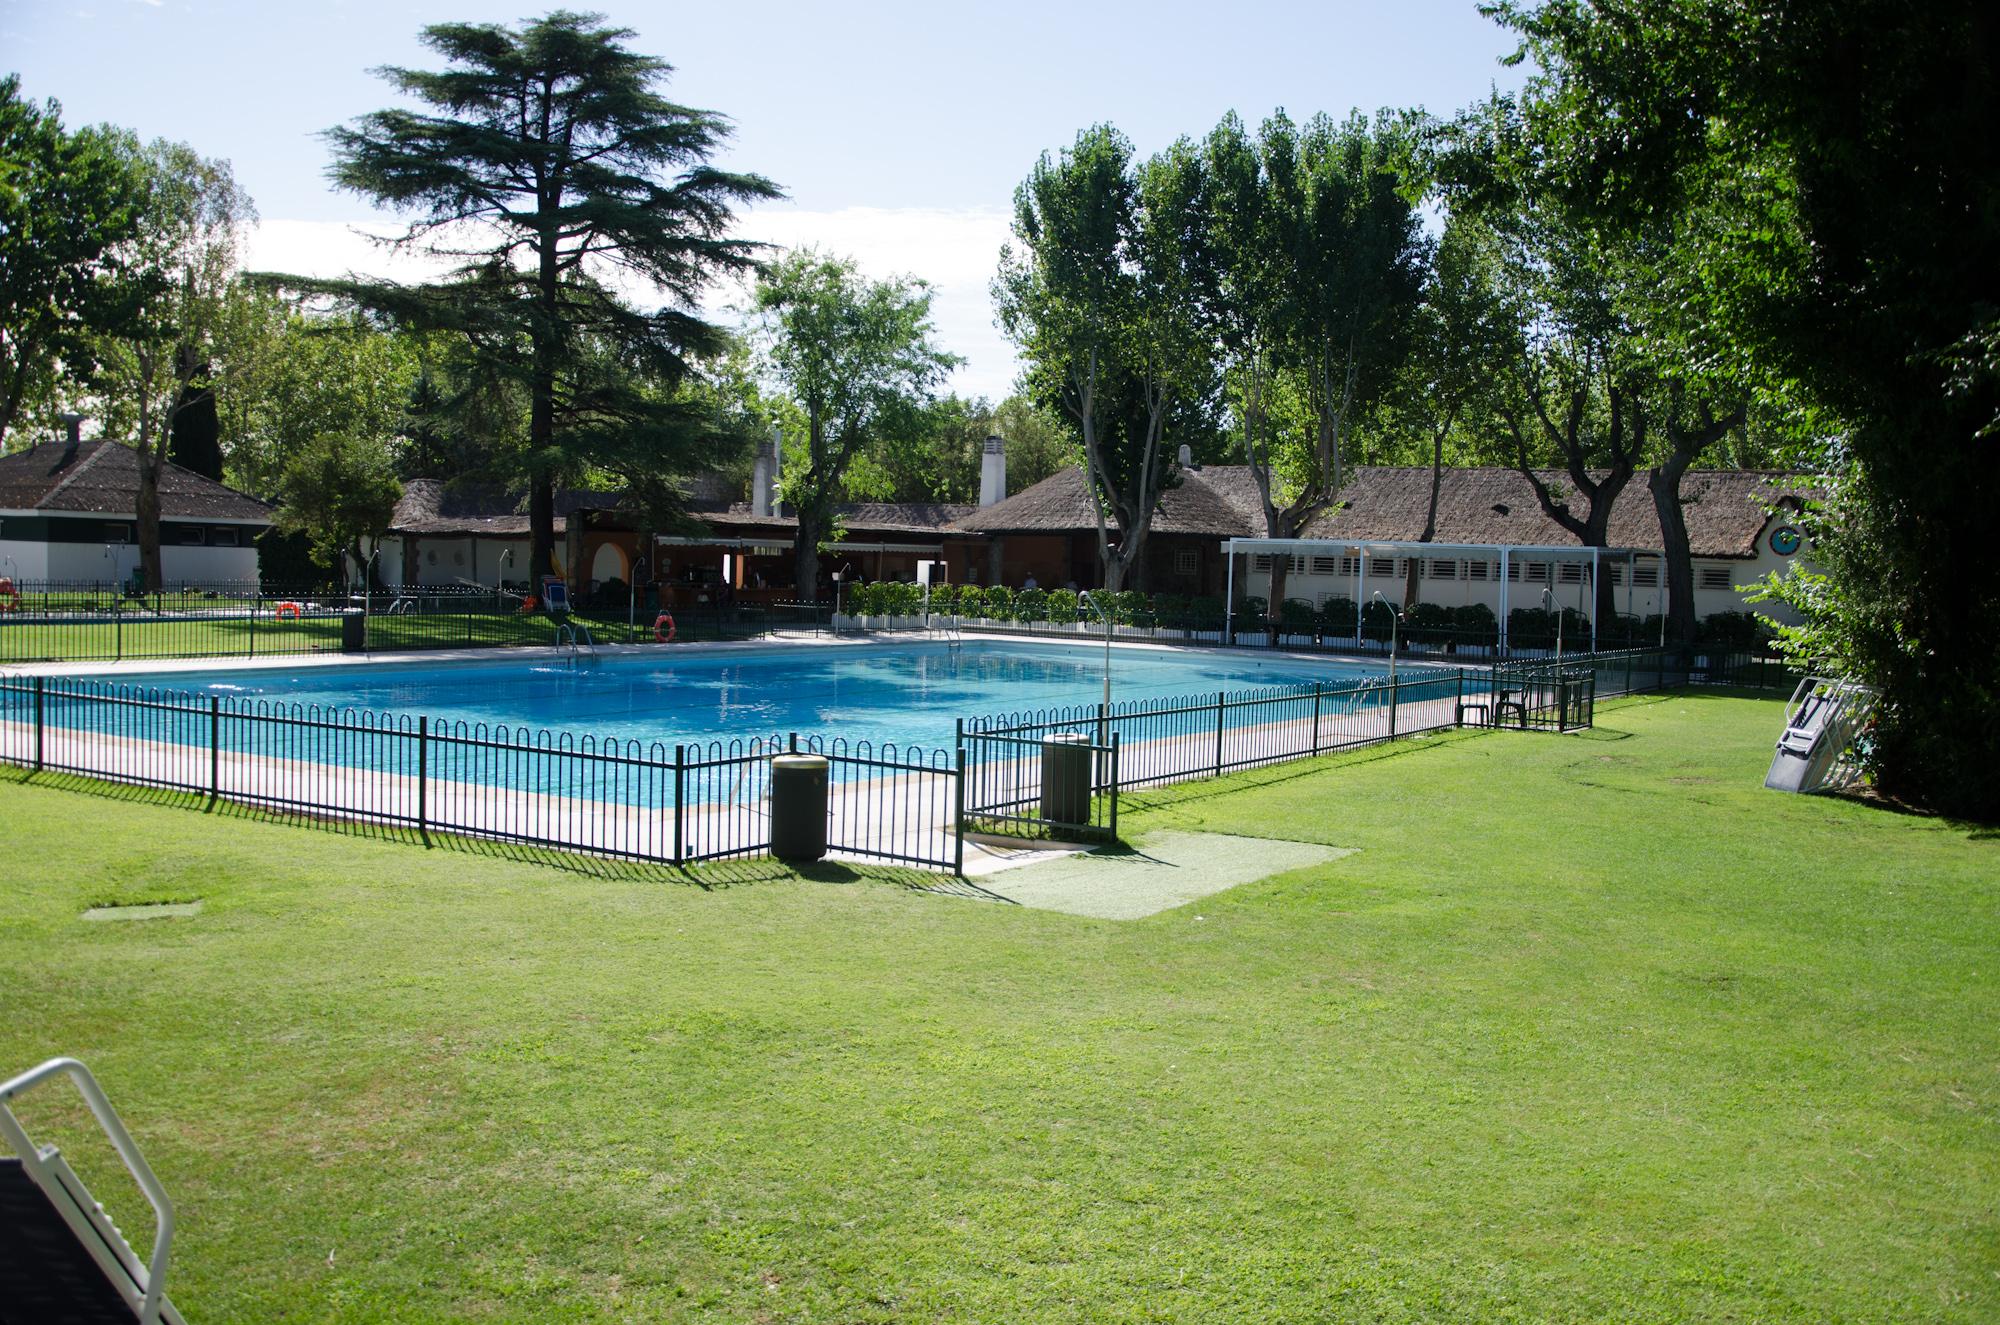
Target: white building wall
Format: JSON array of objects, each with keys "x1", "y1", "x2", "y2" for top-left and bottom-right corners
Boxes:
[
  {"x1": 1240, "y1": 514, "x2": 1811, "y2": 630},
  {"x1": 0, "y1": 538, "x2": 50, "y2": 581}
]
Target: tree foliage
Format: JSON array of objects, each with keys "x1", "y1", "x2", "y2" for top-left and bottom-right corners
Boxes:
[
  {"x1": 757, "y1": 248, "x2": 958, "y2": 597},
  {"x1": 1490, "y1": 0, "x2": 2000, "y2": 817},
  {"x1": 0, "y1": 76, "x2": 149, "y2": 449},
  {"x1": 274, "y1": 11, "x2": 781, "y2": 578}
]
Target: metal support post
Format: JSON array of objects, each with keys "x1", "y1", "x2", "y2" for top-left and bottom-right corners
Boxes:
[{"x1": 416, "y1": 716, "x2": 429, "y2": 846}]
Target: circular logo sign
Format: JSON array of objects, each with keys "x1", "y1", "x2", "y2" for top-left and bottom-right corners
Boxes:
[{"x1": 1769, "y1": 525, "x2": 1803, "y2": 556}]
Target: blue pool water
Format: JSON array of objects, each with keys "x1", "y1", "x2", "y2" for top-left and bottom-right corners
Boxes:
[{"x1": 114, "y1": 640, "x2": 1406, "y2": 753}]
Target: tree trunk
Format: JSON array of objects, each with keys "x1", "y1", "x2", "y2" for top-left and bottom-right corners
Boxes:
[
  {"x1": 793, "y1": 504, "x2": 825, "y2": 603},
  {"x1": 1649, "y1": 460, "x2": 1699, "y2": 646},
  {"x1": 529, "y1": 476, "x2": 555, "y2": 589},
  {"x1": 1406, "y1": 429, "x2": 1446, "y2": 609},
  {"x1": 135, "y1": 455, "x2": 163, "y2": 591}
]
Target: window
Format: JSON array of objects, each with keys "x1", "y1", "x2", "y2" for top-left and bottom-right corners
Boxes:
[
  {"x1": 104, "y1": 522, "x2": 132, "y2": 544},
  {"x1": 1606, "y1": 563, "x2": 1623, "y2": 586},
  {"x1": 1251, "y1": 553, "x2": 1273, "y2": 572},
  {"x1": 1522, "y1": 561, "x2": 1550, "y2": 584},
  {"x1": 1557, "y1": 562, "x2": 1584, "y2": 584},
  {"x1": 1698, "y1": 564, "x2": 1733, "y2": 591},
  {"x1": 175, "y1": 525, "x2": 205, "y2": 546},
  {"x1": 1429, "y1": 558, "x2": 1457, "y2": 580},
  {"x1": 1465, "y1": 561, "x2": 1490, "y2": 581},
  {"x1": 1340, "y1": 555, "x2": 1360, "y2": 577},
  {"x1": 1174, "y1": 546, "x2": 1198, "y2": 576},
  {"x1": 1309, "y1": 555, "x2": 1340, "y2": 576},
  {"x1": 211, "y1": 527, "x2": 240, "y2": 548},
  {"x1": 1632, "y1": 564, "x2": 1659, "y2": 587},
  {"x1": 1373, "y1": 557, "x2": 1402, "y2": 578}
]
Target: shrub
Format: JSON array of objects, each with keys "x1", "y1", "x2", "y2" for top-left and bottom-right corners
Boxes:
[
  {"x1": 1405, "y1": 601, "x2": 1456, "y2": 644},
  {"x1": 984, "y1": 585, "x2": 1014, "y2": 622},
  {"x1": 1113, "y1": 589, "x2": 1150, "y2": 627},
  {"x1": 1240, "y1": 595, "x2": 1269, "y2": 623},
  {"x1": 1149, "y1": 593, "x2": 1189, "y2": 629},
  {"x1": 1452, "y1": 602, "x2": 1499, "y2": 645},
  {"x1": 1015, "y1": 587, "x2": 1049, "y2": 621},
  {"x1": 1361, "y1": 597, "x2": 1399, "y2": 641},
  {"x1": 1187, "y1": 595, "x2": 1226, "y2": 627},
  {"x1": 956, "y1": 585, "x2": 986, "y2": 619},
  {"x1": 1279, "y1": 597, "x2": 1317, "y2": 630},
  {"x1": 1046, "y1": 587, "x2": 1078, "y2": 623},
  {"x1": 1698, "y1": 610, "x2": 1771, "y2": 648},
  {"x1": 1317, "y1": 596, "x2": 1358, "y2": 635},
  {"x1": 844, "y1": 581, "x2": 880, "y2": 616}
]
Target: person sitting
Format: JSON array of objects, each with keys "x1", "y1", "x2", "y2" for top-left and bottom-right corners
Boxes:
[{"x1": 1022, "y1": 573, "x2": 1039, "y2": 590}]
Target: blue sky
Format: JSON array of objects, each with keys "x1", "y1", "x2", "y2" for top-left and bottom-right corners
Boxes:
[{"x1": 5, "y1": 0, "x2": 1524, "y2": 397}]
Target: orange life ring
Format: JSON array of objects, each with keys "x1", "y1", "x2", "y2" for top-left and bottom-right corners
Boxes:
[
  {"x1": 274, "y1": 601, "x2": 302, "y2": 620},
  {"x1": 653, "y1": 612, "x2": 677, "y2": 643},
  {"x1": 518, "y1": 595, "x2": 539, "y2": 614}
]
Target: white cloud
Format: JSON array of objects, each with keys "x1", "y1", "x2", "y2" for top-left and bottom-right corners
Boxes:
[{"x1": 243, "y1": 204, "x2": 1023, "y2": 402}]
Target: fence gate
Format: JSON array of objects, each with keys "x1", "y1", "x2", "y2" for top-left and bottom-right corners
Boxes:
[{"x1": 957, "y1": 725, "x2": 1119, "y2": 843}]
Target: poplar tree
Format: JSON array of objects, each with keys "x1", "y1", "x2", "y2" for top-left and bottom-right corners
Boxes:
[{"x1": 285, "y1": 11, "x2": 780, "y2": 580}]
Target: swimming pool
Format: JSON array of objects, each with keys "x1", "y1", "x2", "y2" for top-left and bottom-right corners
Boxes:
[{"x1": 108, "y1": 639, "x2": 1411, "y2": 752}]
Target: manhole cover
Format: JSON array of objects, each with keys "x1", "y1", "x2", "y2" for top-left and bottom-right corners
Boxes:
[{"x1": 82, "y1": 901, "x2": 202, "y2": 922}]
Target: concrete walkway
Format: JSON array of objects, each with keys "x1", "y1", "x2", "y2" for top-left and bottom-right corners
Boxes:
[{"x1": 975, "y1": 830, "x2": 1353, "y2": 919}]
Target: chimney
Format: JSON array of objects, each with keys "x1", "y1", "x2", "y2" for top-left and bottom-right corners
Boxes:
[
  {"x1": 769, "y1": 427, "x2": 782, "y2": 517},
  {"x1": 979, "y1": 434, "x2": 1007, "y2": 507},
  {"x1": 57, "y1": 412, "x2": 84, "y2": 461},
  {"x1": 751, "y1": 431, "x2": 781, "y2": 517}
]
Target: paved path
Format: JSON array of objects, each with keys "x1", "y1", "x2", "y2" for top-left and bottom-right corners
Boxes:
[{"x1": 976, "y1": 830, "x2": 1353, "y2": 919}]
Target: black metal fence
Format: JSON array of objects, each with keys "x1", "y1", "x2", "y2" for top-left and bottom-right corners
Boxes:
[
  {"x1": 958, "y1": 669, "x2": 1475, "y2": 838},
  {"x1": 0, "y1": 675, "x2": 957, "y2": 871},
  {"x1": 0, "y1": 579, "x2": 832, "y2": 664},
  {"x1": 0, "y1": 640, "x2": 1792, "y2": 873}
]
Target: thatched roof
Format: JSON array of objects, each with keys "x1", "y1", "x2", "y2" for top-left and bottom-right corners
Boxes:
[
  {"x1": 949, "y1": 463, "x2": 1802, "y2": 557},
  {"x1": 949, "y1": 466, "x2": 1261, "y2": 537},
  {"x1": 0, "y1": 439, "x2": 271, "y2": 522},
  {"x1": 386, "y1": 479, "x2": 619, "y2": 537},
  {"x1": 686, "y1": 501, "x2": 974, "y2": 540},
  {"x1": 1300, "y1": 467, "x2": 1803, "y2": 558}
]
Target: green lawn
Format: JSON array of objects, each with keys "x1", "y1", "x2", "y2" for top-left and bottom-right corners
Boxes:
[{"x1": 1, "y1": 692, "x2": 1994, "y2": 1322}]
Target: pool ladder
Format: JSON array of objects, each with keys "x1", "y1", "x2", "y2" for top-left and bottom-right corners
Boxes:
[
  {"x1": 555, "y1": 622, "x2": 600, "y2": 669},
  {"x1": 928, "y1": 612, "x2": 962, "y2": 659}
]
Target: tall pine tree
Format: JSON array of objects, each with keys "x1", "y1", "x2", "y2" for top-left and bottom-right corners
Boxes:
[{"x1": 274, "y1": 11, "x2": 780, "y2": 580}]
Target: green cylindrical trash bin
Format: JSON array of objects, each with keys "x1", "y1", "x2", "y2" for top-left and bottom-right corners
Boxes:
[
  {"x1": 340, "y1": 609, "x2": 367, "y2": 653},
  {"x1": 770, "y1": 753, "x2": 830, "y2": 862},
  {"x1": 1040, "y1": 732, "x2": 1093, "y2": 828}
]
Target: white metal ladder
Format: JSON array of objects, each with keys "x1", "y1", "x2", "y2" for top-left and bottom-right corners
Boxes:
[
  {"x1": 1765, "y1": 675, "x2": 1876, "y2": 794},
  {"x1": 0, "y1": 1057, "x2": 185, "y2": 1325}
]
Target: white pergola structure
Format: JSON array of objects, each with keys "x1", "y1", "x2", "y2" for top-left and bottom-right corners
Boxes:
[{"x1": 1223, "y1": 537, "x2": 1665, "y2": 655}]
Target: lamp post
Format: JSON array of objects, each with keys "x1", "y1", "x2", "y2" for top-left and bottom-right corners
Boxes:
[{"x1": 1370, "y1": 590, "x2": 1404, "y2": 685}]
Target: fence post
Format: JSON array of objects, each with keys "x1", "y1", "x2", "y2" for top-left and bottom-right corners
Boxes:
[
  {"x1": 1214, "y1": 691, "x2": 1226, "y2": 777},
  {"x1": 208, "y1": 695, "x2": 220, "y2": 807},
  {"x1": 1108, "y1": 732, "x2": 1120, "y2": 841},
  {"x1": 1312, "y1": 683, "x2": 1323, "y2": 754},
  {"x1": 1455, "y1": 670, "x2": 1464, "y2": 728},
  {"x1": 416, "y1": 716, "x2": 429, "y2": 847},
  {"x1": 673, "y1": 744, "x2": 685, "y2": 865},
  {"x1": 116, "y1": 607, "x2": 123, "y2": 662},
  {"x1": 33, "y1": 676, "x2": 44, "y2": 772},
  {"x1": 1625, "y1": 648, "x2": 1633, "y2": 697},
  {"x1": 952, "y1": 744, "x2": 966, "y2": 876},
  {"x1": 1389, "y1": 676, "x2": 1400, "y2": 740}
]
